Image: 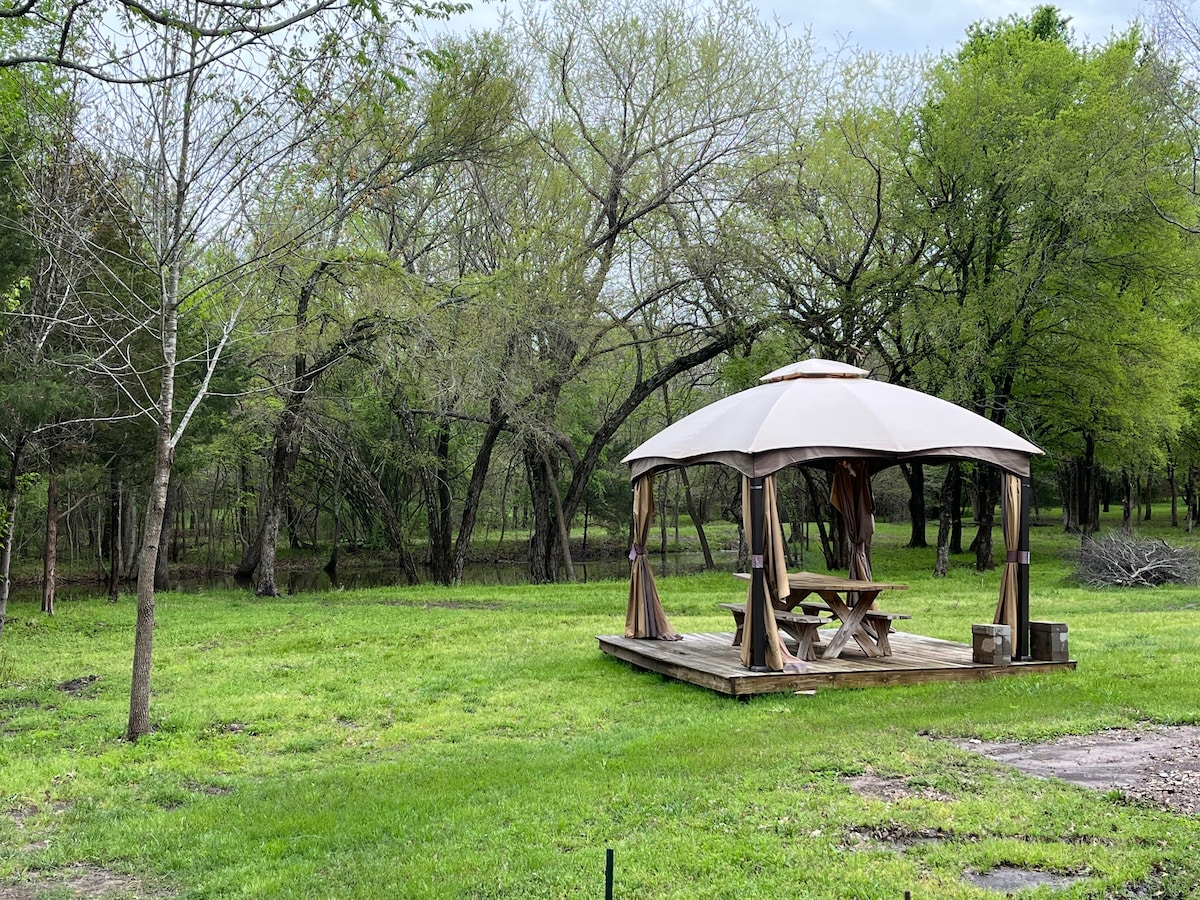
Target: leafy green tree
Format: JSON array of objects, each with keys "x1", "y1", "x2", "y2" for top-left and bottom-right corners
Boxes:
[
  {"x1": 738, "y1": 52, "x2": 928, "y2": 364},
  {"x1": 483, "y1": 0, "x2": 792, "y2": 582},
  {"x1": 232, "y1": 30, "x2": 523, "y2": 592},
  {"x1": 733, "y1": 50, "x2": 939, "y2": 555},
  {"x1": 905, "y1": 6, "x2": 1194, "y2": 562}
]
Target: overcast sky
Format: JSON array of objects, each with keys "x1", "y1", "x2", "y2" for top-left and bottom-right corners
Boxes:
[
  {"x1": 439, "y1": 0, "x2": 1151, "y2": 56},
  {"x1": 782, "y1": 0, "x2": 1148, "y2": 54}
]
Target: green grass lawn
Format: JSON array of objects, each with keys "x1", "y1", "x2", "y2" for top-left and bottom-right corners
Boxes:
[{"x1": 1, "y1": 515, "x2": 1199, "y2": 898}]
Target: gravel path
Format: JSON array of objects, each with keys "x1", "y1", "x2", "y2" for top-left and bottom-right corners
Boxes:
[{"x1": 957, "y1": 725, "x2": 1200, "y2": 815}]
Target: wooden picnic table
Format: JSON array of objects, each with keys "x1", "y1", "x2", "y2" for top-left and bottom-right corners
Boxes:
[{"x1": 733, "y1": 571, "x2": 909, "y2": 660}]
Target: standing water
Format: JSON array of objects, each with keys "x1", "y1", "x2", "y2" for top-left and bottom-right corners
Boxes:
[{"x1": 5, "y1": 551, "x2": 735, "y2": 606}]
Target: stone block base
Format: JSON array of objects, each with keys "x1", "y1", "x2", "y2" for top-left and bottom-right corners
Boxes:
[
  {"x1": 1030, "y1": 621, "x2": 1069, "y2": 662},
  {"x1": 972, "y1": 623, "x2": 1012, "y2": 666}
]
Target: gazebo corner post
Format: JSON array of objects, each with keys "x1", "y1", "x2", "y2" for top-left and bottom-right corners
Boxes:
[
  {"x1": 1016, "y1": 473, "x2": 1032, "y2": 660},
  {"x1": 749, "y1": 476, "x2": 769, "y2": 672}
]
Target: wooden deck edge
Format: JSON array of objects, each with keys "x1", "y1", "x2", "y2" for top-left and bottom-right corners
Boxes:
[
  {"x1": 722, "y1": 658, "x2": 1078, "y2": 696},
  {"x1": 597, "y1": 635, "x2": 738, "y2": 695},
  {"x1": 596, "y1": 634, "x2": 1077, "y2": 697}
]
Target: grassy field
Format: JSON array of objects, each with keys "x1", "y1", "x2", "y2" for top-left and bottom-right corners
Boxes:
[{"x1": 1, "y1": 515, "x2": 1199, "y2": 898}]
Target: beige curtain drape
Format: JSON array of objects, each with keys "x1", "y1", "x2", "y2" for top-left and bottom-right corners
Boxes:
[
  {"x1": 624, "y1": 475, "x2": 680, "y2": 640},
  {"x1": 830, "y1": 460, "x2": 874, "y2": 582},
  {"x1": 994, "y1": 472, "x2": 1020, "y2": 630},
  {"x1": 830, "y1": 459, "x2": 875, "y2": 613},
  {"x1": 740, "y1": 475, "x2": 806, "y2": 673}
]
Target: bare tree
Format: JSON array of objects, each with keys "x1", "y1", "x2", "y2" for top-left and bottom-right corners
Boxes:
[
  {"x1": 0, "y1": 0, "x2": 466, "y2": 84},
  {"x1": 20, "y1": 14, "x2": 343, "y2": 740}
]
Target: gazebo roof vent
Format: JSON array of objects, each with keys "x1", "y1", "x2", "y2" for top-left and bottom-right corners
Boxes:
[{"x1": 760, "y1": 359, "x2": 868, "y2": 382}]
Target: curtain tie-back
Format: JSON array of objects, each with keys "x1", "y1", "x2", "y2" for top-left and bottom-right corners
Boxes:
[
  {"x1": 1005, "y1": 550, "x2": 1030, "y2": 564},
  {"x1": 629, "y1": 544, "x2": 645, "y2": 561}
]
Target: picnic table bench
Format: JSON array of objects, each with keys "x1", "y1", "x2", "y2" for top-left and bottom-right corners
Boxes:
[
  {"x1": 731, "y1": 571, "x2": 909, "y2": 659},
  {"x1": 719, "y1": 602, "x2": 826, "y2": 660}
]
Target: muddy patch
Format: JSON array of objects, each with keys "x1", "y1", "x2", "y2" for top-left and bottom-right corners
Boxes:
[
  {"x1": 963, "y1": 865, "x2": 1088, "y2": 891},
  {"x1": 8, "y1": 802, "x2": 72, "y2": 826},
  {"x1": 843, "y1": 823, "x2": 952, "y2": 853},
  {"x1": 955, "y1": 725, "x2": 1200, "y2": 815},
  {"x1": 842, "y1": 772, "x2": 955, "y2": 803},
  {"x1": 55, "y1": 675, "x2": 99, "y2": 695},
  {"x1": 0, "y1": 864, "x2": 167, "y2": 899}
]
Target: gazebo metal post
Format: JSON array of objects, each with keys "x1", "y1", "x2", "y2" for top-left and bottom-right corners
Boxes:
[
  {"x1": 748, "y1": 476, "x2": 768, "y2": 671},
  {"x1": 1016, "y1": 473, "x2": 1032, "y2": 660}
]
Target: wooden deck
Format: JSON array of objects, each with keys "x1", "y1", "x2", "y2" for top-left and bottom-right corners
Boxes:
[{"x1": 596, "y1": 630, "x2": 1076, "y2": 697}]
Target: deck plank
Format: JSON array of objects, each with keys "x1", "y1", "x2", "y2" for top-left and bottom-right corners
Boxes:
[{"x1": 596, "y1": 630, "x2": 1076, "y2": 696}]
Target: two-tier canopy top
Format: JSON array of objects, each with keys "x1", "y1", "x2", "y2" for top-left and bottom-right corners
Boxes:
[{"x1": 623, "y1": 360, "x2": 1042, "y2": 479}]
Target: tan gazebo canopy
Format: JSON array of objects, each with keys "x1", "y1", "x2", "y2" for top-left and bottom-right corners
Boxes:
[{"x1": 621, "y1": 359, "x2": 1043, "y2": 670}]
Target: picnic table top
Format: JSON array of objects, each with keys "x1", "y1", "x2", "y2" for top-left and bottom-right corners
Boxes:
[{"x1": 734, "y1": 570, "x2": 908, "y2": 592}]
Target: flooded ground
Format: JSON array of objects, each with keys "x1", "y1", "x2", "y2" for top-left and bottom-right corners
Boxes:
[{"x1": 6, "y1": 550, "x2": 737, "y2": 606}]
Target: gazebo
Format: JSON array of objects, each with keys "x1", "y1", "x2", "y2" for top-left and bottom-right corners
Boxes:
[{"x1": 620, "y1": 359, "x2": 1044, "y2": 675}]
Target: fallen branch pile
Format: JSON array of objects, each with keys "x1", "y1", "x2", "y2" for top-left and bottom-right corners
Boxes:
[{"x1": 1078, "y1": 531, "x2": 1200, "y2": 588}]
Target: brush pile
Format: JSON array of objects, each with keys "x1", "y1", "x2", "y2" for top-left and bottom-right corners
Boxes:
[{"x1": 1077, "y1": 531, "x2": 1200, "y2": 587}]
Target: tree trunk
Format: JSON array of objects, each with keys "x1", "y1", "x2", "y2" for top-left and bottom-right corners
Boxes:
[
  {"x1": 234, "y1": 502, "x2": 264, "y2": 579},
  {"x1": 106, "y1": 471, "x2": 122, "y2": 603},
  {"x1": 972, "y1": 468, "x2": 997, "y2": 572},
  {"x1": 949, "y1": 463, "x2": 963, "y2": 554},
  {"x1": 934, "y1": 464, "x2": 955, "y2": 577},
  {"x1": 128, "y1": 423, "x2": 172, "y2": 742},
  {"x1": 0, "y1": 437, "x2": 27, "y2": 643},
  {"x1": 524, "y1": 445, "x2": 555, "y2": 584},
  {"x1": 450, "y1": 404, "x2": 506, "y2": 583},
  {"x1": 1168, "y1": 460, "x2": 1178, "y2": 528},
  {"x1": 42, "y1": 447, "x2": 59, "y2": 616},
  {"x1": 255, "y1": 399, "x2": 304, "y2": 597},
  {"x1": 1187, "y1": 465, "x2": 1195, "y2": 534},
  {"x1": 1143, "y1": 469, "x2": 1153, "y2": 521},
  {"x1": 435, "y1": 422, "x2": 453, "y2": 573},
  {"x1": 680, "y1": 467, "x2": 713, "y2": 568},
  {"x1": 1079, "y1": 432, "x2": 1097, "y2": 535},
  {"x1": 154, "y1": 472, "x2": 177, "y2": 592},
  {"x1": 1059, "y1": 464, "x2": 1078, "y2": 533},
  {"x1": 541, "y1": 447, "x2": 574, "y2": 582},
  {"x1": 285, "y1": 500, "x2": 303, "y2": 550},
  {"x1": 1121, "y1": 468, "x2": 1133, "y2": 534},
  {"x1": 128, "y1": 229, "x2": 192, "y2": 741},
  {"x1": 256, "y1": 500, "x2": 283, "y2": 597},
  {"x1": 901, "y1": 462, "x2": 927, "y2": 548}
]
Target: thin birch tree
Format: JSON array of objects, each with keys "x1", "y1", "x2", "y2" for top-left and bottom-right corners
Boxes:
[{"x1": 38, "y1": 4, "x2": 353, "y2": 739}]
